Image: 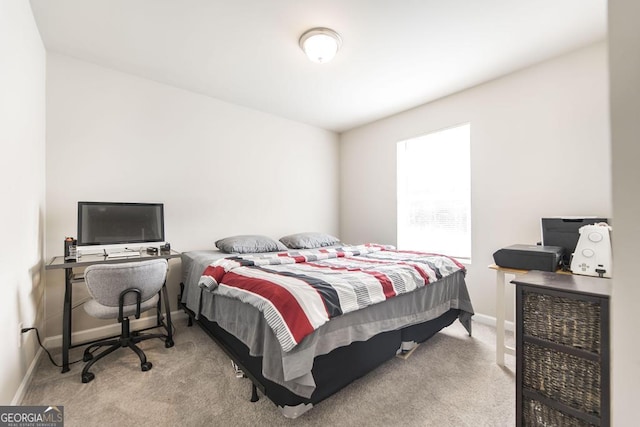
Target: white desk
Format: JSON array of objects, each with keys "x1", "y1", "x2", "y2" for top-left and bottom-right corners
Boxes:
[{"x1": 489, "y1": 264, "x2": 571, "y2": 366}]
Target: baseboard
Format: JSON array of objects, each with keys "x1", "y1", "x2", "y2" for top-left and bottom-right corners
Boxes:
[
  {"x1": 43, "y1": 309, "x2": 188, "y2": 349},
  {"x1": 473, "y1": 313, "x2": 514, "y2": 332},
  {"x1": 11, "y1": 347, "x2": 44, "y2": 405}
]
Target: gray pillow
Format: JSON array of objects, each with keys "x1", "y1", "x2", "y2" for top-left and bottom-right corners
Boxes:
[
  {"x1": 215, "y1": 235, "x2": 288, "y2": 254},
  {"x1": 279, "y1": 232, "x2": 341, "y2": 249}
]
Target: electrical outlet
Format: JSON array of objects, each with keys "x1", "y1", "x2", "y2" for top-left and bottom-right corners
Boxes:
[{"x1": 18, "y1": 322, "x2": 23, "y2": 348}]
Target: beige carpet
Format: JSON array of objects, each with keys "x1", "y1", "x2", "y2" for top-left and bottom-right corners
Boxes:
[{"x1": 22, "y1": 319, "x2": 515, "y2": 426}]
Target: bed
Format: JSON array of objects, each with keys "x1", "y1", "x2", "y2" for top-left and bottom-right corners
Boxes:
[{"x1": 179, "y1": 243, "x2": 474, "y2": 418}]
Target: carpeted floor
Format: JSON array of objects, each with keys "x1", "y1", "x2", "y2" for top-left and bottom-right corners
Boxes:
[{"x1": 22, "y1": 319, "x2": 515, "y2": 426}]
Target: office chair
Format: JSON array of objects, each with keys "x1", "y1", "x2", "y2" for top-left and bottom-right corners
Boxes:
[{"x1": 80, "y1": 258, "x2": 174, "y2": 383}]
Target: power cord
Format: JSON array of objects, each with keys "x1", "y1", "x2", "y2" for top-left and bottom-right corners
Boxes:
[
  {"x1": 21, "y1": 327, "x2": 90, "y2": 368},
  {"x1": 22, "y1": 321, "x2": 174, "y2": 368}
]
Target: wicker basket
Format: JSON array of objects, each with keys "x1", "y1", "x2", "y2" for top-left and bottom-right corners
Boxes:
[
  {"x1": 523, "y1": 398, "x2": 597, "y2": 427},
  {"x1": 523, "y1": 343, "x2": 601, "y2": 415},
  {"x1": 523, "y1": 291, "x2": 601, "y2": 353}
]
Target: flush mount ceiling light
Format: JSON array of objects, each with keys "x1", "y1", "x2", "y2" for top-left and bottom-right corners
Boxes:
[{"x1": 299, "y1": 27, "x2": 342, "y2": 64}]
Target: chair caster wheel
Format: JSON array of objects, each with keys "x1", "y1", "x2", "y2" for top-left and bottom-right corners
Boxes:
[
  {"x1": 141, "y1": 362, "x2": 153, "y2": 371},
  {"x1": 83, "y1": 353, "x2": 93, "y2": 362},
  {"x1": 82, "y1": 372, "x2": 95, "y2": 383},
  {"x1": 165, "y1": 339, "x2": 174, "y2": 348}
]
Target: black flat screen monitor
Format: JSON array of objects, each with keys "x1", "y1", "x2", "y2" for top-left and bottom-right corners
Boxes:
[
  {"x1": 77, "y1": 202, "x2": 164, "y2": 246},
  {"x1": 541, "y1": 217, "x2": 608, "y2": 265}
]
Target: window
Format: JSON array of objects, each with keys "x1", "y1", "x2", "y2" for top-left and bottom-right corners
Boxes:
[{"x1": 397, "y1": 123, "x2": 471, "y2": 261}]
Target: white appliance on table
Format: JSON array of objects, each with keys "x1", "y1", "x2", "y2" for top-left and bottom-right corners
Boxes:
[{"x1": 570, "y1": 222, "x2": 612, "y2": 278}]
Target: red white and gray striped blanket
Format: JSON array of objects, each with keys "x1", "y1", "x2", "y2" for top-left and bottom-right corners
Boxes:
[{"x1": 199, "y1": 244, "x2": 465, "y2": 352}]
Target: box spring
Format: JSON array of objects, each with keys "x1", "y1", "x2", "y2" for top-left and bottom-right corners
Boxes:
[{"x1": 190, "y1": 307, "x2": 461, "y2": 412}]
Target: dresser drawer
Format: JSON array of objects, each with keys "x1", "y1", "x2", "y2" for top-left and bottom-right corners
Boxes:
[
  {"x1": 523, "y1": 291, "x2": 601, "y2": 353},
  {"x1": 523, "y1": 342, "x2": 601, "y2": 417},
  {"x1": 524, "y1": 397, "x2": 597, "y2": 427}
]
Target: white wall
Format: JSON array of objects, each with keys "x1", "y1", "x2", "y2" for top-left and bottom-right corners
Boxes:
[
  {"x1": 340, "y1": 42, "x2": 611, "y2": 320},
  {"x1": 609, "y1": 0, "x2": 640, "y2": 422},
  {"x1": 45, "y1": 53, "x2": 339, "y2": 336},
  {"x1": 0, "y1": 1, "x2": 46, "y2": 404}
]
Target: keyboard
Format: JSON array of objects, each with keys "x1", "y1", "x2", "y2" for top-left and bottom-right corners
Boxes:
[{"x1": 106, "y1": 251, "x2": 140, "y2": 258}]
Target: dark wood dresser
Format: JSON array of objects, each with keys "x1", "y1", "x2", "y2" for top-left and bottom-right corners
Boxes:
[{"x1": 511, "y1": 271, "x2": 611, "y2": 427}]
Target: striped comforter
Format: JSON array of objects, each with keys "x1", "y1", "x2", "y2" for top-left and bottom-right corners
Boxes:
[{"x1": 199, "y1": 244, "x2": 465, "y2": 352}]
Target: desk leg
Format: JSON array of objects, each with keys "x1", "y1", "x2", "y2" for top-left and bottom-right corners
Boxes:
[
  {"x1": 496, "y1": 270, "x2": 506, "y2": 367},
  {"x1": 61, "y1": 268, "x2": 72, "y2": 373},
  {"x1": 161, "y1": 284, "x2": 174, "y2": 347}
]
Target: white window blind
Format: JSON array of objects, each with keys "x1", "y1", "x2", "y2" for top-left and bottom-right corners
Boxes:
[{"x1": 397, "y1": 123, "x2": 471, "y2": 260}]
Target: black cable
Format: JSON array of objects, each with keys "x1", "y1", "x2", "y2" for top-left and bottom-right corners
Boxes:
[
  {"x1": 21, "y1": 327, "x2": 88, "y2": 368},
  {"x1": 22, "y1": 315, "x2": 175, "y2": 368}
]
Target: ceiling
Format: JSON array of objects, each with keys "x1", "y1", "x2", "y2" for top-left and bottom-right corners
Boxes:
[{"x1": 29, "y1": 0, "x2": 607, "y2": 133}]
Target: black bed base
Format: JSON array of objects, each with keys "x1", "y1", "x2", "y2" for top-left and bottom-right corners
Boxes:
[{"x1": 179, "y1": 289, "x2": 461, "y2": 416}]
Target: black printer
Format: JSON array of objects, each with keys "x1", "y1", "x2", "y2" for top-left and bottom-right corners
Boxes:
[{"x1": 492, "y1": 244, "x2": 565, "y2": 272}]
